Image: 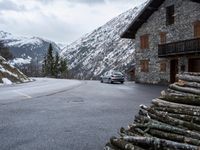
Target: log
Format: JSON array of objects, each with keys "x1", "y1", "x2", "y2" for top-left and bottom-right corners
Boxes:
[
  {"x1": 141, "y1": 105, "x2": 200, "y2": 132},
  {"x1": 152, "y1": 98, "x2": 200, "y2": 110},
  {"x1": 130, "y1": 115, "x2": 200, "y2": 140},
  {"x1": 110, "y1": 137, "x2": 146, "y2": 150},
  {"x1": 169, "y1": 84, "x2": 200, "y2": 96},
  {"x1": 105, "y1": 143, "x2": 121, "y2": 150},
  {"x1": 182, "y1": 72, "x2": 200, "y2": 76},
  {"x1": 177, "y1": 74, "x2": 200, "y2": 83},
  {"x1": 123, "y1": 136, "x2": 200, "y2": 150},
  {"x1": 160, "y1": 90, "x2": 200, "y2": 105},
  {"x1": 176, "y1": 81, "x2": 200, "y2": 89},
  {"x1": 120, "y1": 127, "x2": 136, "y2": 136},
  {"x1": 148, "y1": 129, "x2": 200, "y2": 146},
  {"x1": 152, "y1": 106, "x2": 200, "y2": 116},
  {"x1": 168, "y1": 113, "x2": 200, "y2": 125}
]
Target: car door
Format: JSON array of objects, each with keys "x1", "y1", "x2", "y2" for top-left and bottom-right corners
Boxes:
[
  {"x1": 104, "y1": 72, "x2": 109, "y2": 82},
  {"x1": 102, "y1": 72, "x2": 107, "y2": 82}
]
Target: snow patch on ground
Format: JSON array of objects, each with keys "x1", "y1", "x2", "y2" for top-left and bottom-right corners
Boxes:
[{"x1": 2, "y1": 78, "x2": 12, "y2": 85}]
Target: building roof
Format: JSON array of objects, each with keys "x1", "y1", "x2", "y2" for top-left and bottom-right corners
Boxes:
[{"x1": 121, "y1": 0, "x2": 200, "y2": 39}]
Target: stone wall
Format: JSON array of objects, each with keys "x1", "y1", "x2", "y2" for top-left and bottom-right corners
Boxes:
[{"x1": 134, "y1": 0, "x2": 200, "y2": 84}]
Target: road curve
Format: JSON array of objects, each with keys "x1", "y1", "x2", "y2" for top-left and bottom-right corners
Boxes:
[{"x1": 0, "y1": 78, "x2": 83, "y2": 104}]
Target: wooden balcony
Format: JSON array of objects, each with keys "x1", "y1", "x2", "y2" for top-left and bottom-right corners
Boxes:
[{"x1": 158, "y1": 38, "x2": 200, "y2": 57}]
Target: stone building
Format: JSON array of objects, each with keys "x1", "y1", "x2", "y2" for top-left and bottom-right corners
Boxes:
[{"x1": 121, "y1": 0, "x2": 200, "y2": 84}]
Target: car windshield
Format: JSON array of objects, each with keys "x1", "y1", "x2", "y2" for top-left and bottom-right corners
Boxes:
[{"x1": 112, "y1": 71, "x2": 123, "y2": 75}]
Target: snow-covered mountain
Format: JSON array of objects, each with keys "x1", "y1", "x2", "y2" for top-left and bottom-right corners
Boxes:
[
  {"x1": 0, "y1": 56, "x2": 30, "y2": 85},
  {"x1": 0, "y1": 31, "x2": 61, "y2": 66},
  {"x1": 61, "y1": 4, "x2": 146, "y2": 80}
]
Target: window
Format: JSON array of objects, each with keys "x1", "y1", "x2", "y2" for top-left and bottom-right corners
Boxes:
[
  {"x1": 140, "y1": 60, "x2": 149, "y2": 72},
  {"x1": 166, "y1": 5, "x2": 175, "y2": 25},
  {"x1": 159, "y1": 32, "x2": 167, "y2": 44},
  {"x1": 160, "y1": 62, "x2": 166, "y2": 72},
  {"x1": 194, "y1": 21, "x2": 200, "y2": 37},
  {"x1": 140, "y1": 34, "x2": 149, "y2": 49}
]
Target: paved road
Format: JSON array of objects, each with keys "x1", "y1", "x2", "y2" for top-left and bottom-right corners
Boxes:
[{"x1": 0, "y1": 79, "x2": 166, "y2": 150}]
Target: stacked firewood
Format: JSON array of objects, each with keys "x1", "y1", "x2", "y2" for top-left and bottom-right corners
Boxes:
[{"x1": 105, "y1": 72, "x2": 200, "y2": 150}]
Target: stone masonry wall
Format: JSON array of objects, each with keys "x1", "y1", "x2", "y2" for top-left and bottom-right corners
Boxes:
[{"x1": 134, "y1": 0, "x2": 200, "y2": 84}]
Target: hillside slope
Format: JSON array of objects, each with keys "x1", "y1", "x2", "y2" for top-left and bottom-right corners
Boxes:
[
  {"x1": 0, "y1": 56, "x2": 30, "y2": 85},
  {"x1": 61, "y1": 3, "x2": 146, "y2": 80}
]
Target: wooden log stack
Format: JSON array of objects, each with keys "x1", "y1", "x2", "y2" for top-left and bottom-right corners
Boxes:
[{"x1": 105, "y1": 72, "x2": 200, "y2": 150}]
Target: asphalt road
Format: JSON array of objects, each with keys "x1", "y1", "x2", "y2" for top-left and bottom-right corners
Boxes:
[{"x1": 0, "y1": 78, "x2": 166, "y2": 150}]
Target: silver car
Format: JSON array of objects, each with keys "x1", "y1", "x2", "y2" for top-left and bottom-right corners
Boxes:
[{"x1": 100, "y1": 70, "x2": 124, "y2": 84}]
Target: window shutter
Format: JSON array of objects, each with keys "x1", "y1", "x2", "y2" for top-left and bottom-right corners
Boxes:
[
  {"x1": 140, "y1": 35, "x2": 149, "y2": 49},
  {"x1": 194, "y1": 21, "x2": 200, "y2": 37},
  {"x1": 160, "y1": 32, "x2": 167, "y2": 44}
]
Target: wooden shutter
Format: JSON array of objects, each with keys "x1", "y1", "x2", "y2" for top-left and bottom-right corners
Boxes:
[
  {"x1": 140, "y1": 35, "x2": 149, "y2": 49},
  {"x1": 160, "y1": 32, "x2": 167, "y2": 44},
  {"x1": 194, "y1": 21, "x2": 200, "y2": 37}
]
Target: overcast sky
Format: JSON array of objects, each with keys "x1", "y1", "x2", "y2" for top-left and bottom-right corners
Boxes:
[{"x1": 0, "y1": 0, "x2": 146, "y2": 44}]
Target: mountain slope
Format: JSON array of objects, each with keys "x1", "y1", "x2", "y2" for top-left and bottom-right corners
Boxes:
[
  {"x1": 0, "y1": 56, "x2": 30, "y2": 85},
  {"x1": 0, "y1": 31, "x2": 61, "y2": 66},
  {"x1": 61, "y1": 3, "x2": 146, "y2": 80}
]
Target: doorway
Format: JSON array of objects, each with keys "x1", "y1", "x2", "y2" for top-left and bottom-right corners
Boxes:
[
  {"x1": 188, "y1": 58, "x2": 200, "y2": 72},
  {"x1": 170, "y1": 59, "x2": 178, "y2": 83}
]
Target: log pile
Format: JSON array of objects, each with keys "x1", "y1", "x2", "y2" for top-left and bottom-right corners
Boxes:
[{"x1": 105, "y1": 72, "x2": 200, "y2": 150}]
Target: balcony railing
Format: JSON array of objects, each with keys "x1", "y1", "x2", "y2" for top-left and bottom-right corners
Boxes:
[{"x1": 158, "y1": 38, "x2": 200, "y2": 57}]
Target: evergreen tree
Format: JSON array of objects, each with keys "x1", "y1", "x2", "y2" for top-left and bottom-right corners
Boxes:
[
  {"x1": 42, "y1": 43, "x2": 69, "y2": 78},
  {"x1": 47, "y1": 43, "x2": 54, "y2": 76},
  {"x1": 59, "y1": 58, "x2": 68, "y2": 78},
  {"x1": 42, "y1": 43, "x2": 54, "y2": 77},
  {"x1": 54, "y1": 52, "x2": 60, "y2": 78},
  {"x1": 42, "y1": 56, "x2": 47, "y2": 76}
]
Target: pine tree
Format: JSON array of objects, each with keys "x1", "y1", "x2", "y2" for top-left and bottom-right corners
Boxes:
[
  {"x1": 42, "y1": 43, "x2": 54, "y2": 77},
  {"x1": 42, "y1": 43, "x2": 69, "y2": 78},
  {"x1": 47, "y1": 43, "x2": 54, "y2": 76},
  {"x1": 59, "y1": 58, "x2": 68, "y2": 78},
  {"x1": 54, "y1": 52, "x2": 60, "y2": 78},
  {"x1": 42, "y1": 56, "x2": 47, "y2": 76}
]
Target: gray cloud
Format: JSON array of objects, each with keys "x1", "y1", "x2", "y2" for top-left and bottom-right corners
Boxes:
[
  {"x1": 0, "y1": 0, "x2": 146, "y2": 43},
  {"x1": 33, "y1": 0, "x2": 104, "y2": 5},
  {"x1": 0, "y1": 0, "x2": 26, "y2": 11},
  {"x1": 69, "y1": 0, "x2": 104, "y2": 4}
]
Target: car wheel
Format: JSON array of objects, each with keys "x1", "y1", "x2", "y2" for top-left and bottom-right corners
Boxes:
[
  {"x1": 121, "y1": 81, "x2": 124, "y2": 84},
  {"x1": 101, "y1": 79, "x2": 103, "y2": 83},
  {"x1": 108, "y1": 79, "x2": 112, "y2": 84}
]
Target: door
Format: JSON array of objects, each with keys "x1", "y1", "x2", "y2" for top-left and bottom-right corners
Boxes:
[
  {"x1": 189, "y1": 58, "x2": 200, "y2": 72},
  {"x1": 170, "y1": 59, "x2": 178, "y2": 83}
]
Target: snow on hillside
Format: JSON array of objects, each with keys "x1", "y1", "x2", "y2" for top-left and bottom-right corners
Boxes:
[
  {"x1": 61, "y1": 3, "x2": 147, "y2": 80},
  {"x1": 0, "y1": 31, "x2": 61, "y2": 66},
  {"x1": 0, "y1": 56, "x2": 30, "y2": 85}
]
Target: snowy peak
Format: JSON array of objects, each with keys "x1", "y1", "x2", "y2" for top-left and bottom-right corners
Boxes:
[
  {"x1": 0, "y1": 31, "x2": 12, "y2": 38},
  {"x1": 0, "y1": 31, "x2": 48, "y2": 47},
  {"x1": 0, "y1": 31, "x2": 61, "y2": 68}
]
